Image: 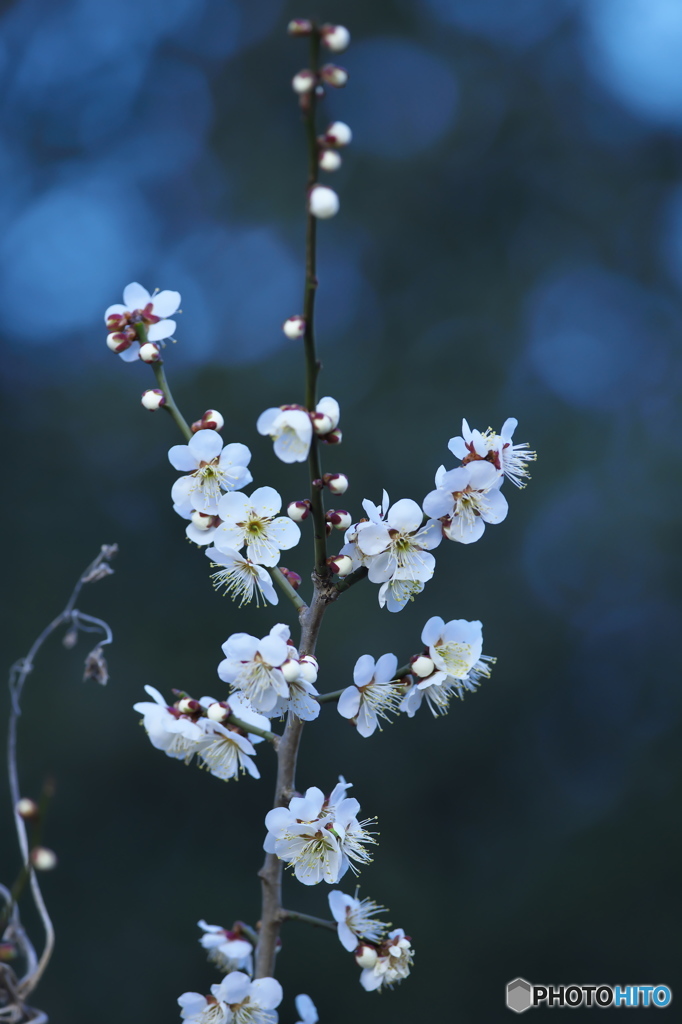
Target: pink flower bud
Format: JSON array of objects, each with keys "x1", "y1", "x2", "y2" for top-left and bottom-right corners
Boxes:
[
  {"x1": 279, "y1": 567, "x2": 302, "y2": 589},
  {"x1": 191, "y1": 409, "x2": 224, "y2": 432},
  {"x1": 319, "y1": 149, "x2": 342, "y2": 172},
  {"x1": 287, "y1": 18, "x2": 313, "y2": 35},
  {"x1": 106, "y1": 312, "x2": 127, "y2": 330},
  {"x1": 292, "y1": 69, "x2": 315, "y2": 94},
  {"x1": 177, "y1": 698, "x2": 201, "y2": 715},
  {"x1": 327, "y1": 509, "x2": 351, "y2": 531},
  {"x1": 190, "y1": 510, "x2": 216, "y2": 531},
  {"x1": 323, "y1": 428, "x2": 342, "y2": 445},
  {"x1": 141, "y1": 388, "x2": 166, "y2": 411},
  {"x1": 326, "y1": 554, "x2": 353, "y2": 577},
  {"x1": 287, "y1": 500, "x2": 311, "y2": 522},
  {"x1": 16, "y1": 798, "x2": 39, "y2": 820},
  {"x1": 311, "y1": 411, "x2": 334, "y2": 436},
  {"x1": 324, "y1": 121, "x2": 352, "y2": 147},
  {"x1": 320, "y1": 63, "x2": 348, "y2": 88},
  {"x1": 308, "y1": 184, "x2": 340, "y2": 219},
  {"x1": 324, "y1": 473, "x2": 349, "y2": 495},
  {"x1": 321, "y1": 23, "x2": 351, "y2": 52},
  {"x1": 410, "y1": 654, "x2": 435, "y2": 678},
  {"x1": 31, "y1": 847, "x2": 57, "y2": 871},
  {"x1": 283, "y1": 314, "x2": 306, "y2": 339},
  {"x1": 106, "y1": 332, "x2": 131, "y2": 353},
  {"x1": 139, "y1": 342, "x2": 161, "y2": 363}
]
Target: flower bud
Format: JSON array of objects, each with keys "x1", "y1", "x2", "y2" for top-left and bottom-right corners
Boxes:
[
  {"x1": 298, "y1": 655, "x2": 319, "y2": 682},
  {"x1": 31, "y1": 847, "x2": 57, "y2": 871},
  {"x1": 324, "y1": 121, "x2": 352, "y2": 147},
  {"x1": 281, "y1": 659, "x2": 302, "y2": 683},
  {"x1": 141, "y1": 388, "x2": 166, "y2": 411},
  {"x1": 308, "y1": 184, "x2": 339, "y2": 219},
  {"x1": 355, "y1": 944, "x2": 378, "y2": 968},
  {"x1": 106, "y1": 332, "x2": 131, "y2": 353},
  {"x1": 292, "y1": 69, "x2": 315, "y2": 94},
  {"x1": 311, "y1": 411, "x2": 334, "y2": 436},
  {"x1": 324, "y1": 473, "x2": 348, "y2": 494},
  {"x1": 324, "y1": 428, "x2": 342, "y2": 445},
  {"x1": 177, "y1": 698, "x2": 201, "y2": 715},
  {"x1": 190, "y1": 510, "x2": 216, "y2": 531},
  {"x1": 319, "y1": 149, "x2": 342, "y2": 172},
  {"x1": 327, "y1": 509, "x2": 351, "y2": 531},
  {"x1": 287, "y1": 18, "x2": 313, "y2": 35},
  {"x1": 279, "y1": 567, "x2": 302, "y2": 589},
  {"x1": 16, "y1": 797, "x2": 39, "y2": 820},
  {"x1": 287, "y1": 500, "x2": 311, "y2": 522},
  {"x1": 106, "y1": 312, "x2": 127, "y2": 330},
  {"x1": 410, "y1": 654, "x2": 435, "y2": 678},
  {"x1": 191, "y1": 409, "x2": 224, "y2": 432},
  {"x1": 207, "y1": 701, "x2": 231, "y2": 723},
  {"x1": 320, "y1": 63, "x2": 348, "y2": 88},
  {"x1": 326, "y1": 554, "x2": 353, "y2": 577},
  {"x1": 321, "y1": 23, "x2": 351, "y2": 53},
  {"x1": 139, "y1": 342, "x2": 161, "y2": 363},
  {"x1": 283, "y1": 315, "x2": 306, "y2": 339}
]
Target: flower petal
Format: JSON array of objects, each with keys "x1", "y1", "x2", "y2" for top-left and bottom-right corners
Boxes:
[
  {"x1": 337, "y1": 686, "x2": 361, "y2": 719},
  {"x1": 151, "y1": 289, "x2": 181, "y2": 317},
  {"x1": 123, "y1": 282, "x2": 151, "y2": 309},
  {"x1": 147, "y1": 318, "x2": 175, "y2": 341}
]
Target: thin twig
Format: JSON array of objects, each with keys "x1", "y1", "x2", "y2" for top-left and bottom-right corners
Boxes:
[{"x1": 279, "y1": 908, "x2": 337, "y2": 933}]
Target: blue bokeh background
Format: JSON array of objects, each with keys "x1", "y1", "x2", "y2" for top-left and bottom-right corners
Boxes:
[{"x1": 1, "y1": 1, "x2": 681, "y2": 1021}]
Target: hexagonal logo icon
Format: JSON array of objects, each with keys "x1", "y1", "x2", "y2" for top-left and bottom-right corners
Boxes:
[{"x1": 507, "y1": 978, "x2": 532, "y2": 1013}]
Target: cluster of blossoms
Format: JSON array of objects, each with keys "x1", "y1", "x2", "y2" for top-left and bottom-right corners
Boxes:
[
  {"x1": 104, "y1": 281, "x2": 180, "y2": 363},
  {"x1": 257, "y1": 397, "x2": 341, "y2": 464},
  {"x1": 264, "y1": 780, "x2": 376, "y2": 886},
  {"x1": 328, "y1": 890, "x2": 414, "y2": 992},
  {"x1": 400, "y1": 616, "x2": 495, "y2": 717},
  {"x1": 198, "y1": 921, "x2": 254, "y2": 976},
  {"x1": 178, "y1": 972, "x2": 282, "y2": 1024}
]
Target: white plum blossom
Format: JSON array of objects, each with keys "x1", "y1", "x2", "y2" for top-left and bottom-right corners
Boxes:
[
  {"x1": 449, "y1": 417, "x2": 536, "y2": 489},
  {"x1": 214, "y1": 487, "x2": 300, "y2": 567},
  {"x1": 178, "y1": 971, "x2": 282, "y2": 1024},
  {"x1": 206, "y1": 546, "x2": 279, "y2": 607},
  {"x1": 169, "y1": 432, "x2": 253, "y2": 516},
  {"x1": 400, "y1": 617, "x2": 495, "y2": 717},
  {"x1": 197, "y1": 721, "x2": 260, "y2": 782},
  {"x1": 264, "y1": 782, "x2": 376, "y2": 886},
  {"x1": 355, "y1": 498, "x2": 442, "y2": 583},
  {"x1": 177, "y1": 509, "x2": 221, "y2": 547},
  {"x1": 339, "y1": 491, "x2": 390, "y2": 571},
  {"x1": 423, "y1": 461, "x2": 507, "y2": 544},
  {"x1": 105, "y1": 282, "x2": 180, "y2": 362},
  {"x1": 293, "y1": 994, "x2": 318, "y2": 1024},
  {"x1": 357, "y1": 929, "x2": 414, "y2": 992},
  {"x1": 378, "y1": 578, "x2": 425, "y2": 614},
  {"x1": 257, "y1": 406, "x2": 313, "y2": 464},
  {"x1": 133, "y1": 686, "x2": 204, "y2": 763},
  {"x1": 328, "y1": 890, "x2": 389, "y2": 952},
  {"x1": 197, "y1": 920, "x2": 254, "y2": 975},
  {"x1": 218, "y1": 624, "x2": 291, "y2": 715},
  {"x1": 337, "y1": 653, "x2": 401, "y2": 737}
]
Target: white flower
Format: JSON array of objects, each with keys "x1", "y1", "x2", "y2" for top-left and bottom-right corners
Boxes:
[
  {"x1": 218, "y1": 625, "x2": 291, "y2": 715},
  {"x1": 355, "y1": 498, "x2": 442, "y2": 583},
  {"x1": 178, "y1": 972, "x2": 282, "y2": 1024},
  {"x1": 378, "y1": 578, "x2": 425, "y2": 614},
  {"x1": 197, "y1": 920, "x2": 253, "y2": 975},
  {"x1": 293, "y1": 994, "x2": 318, "y2": 1024},
  {"x1": 177, "y1": 510, "x2": 221, "y2": 547},
  {"x1": 196, "y1": 721, "x2": 260, "y2": 782},
  {"x1": 133, "y1": 685, "x2": 204, "y2": 763},
  {"x1": 337, "y1": 653, "x2": 401, "y2": 737},
  {"x1": 257, "y1": 406, "x2": 313, "y2": 464},
  {"x1": 206, "y1": 546, "x2": 279, "y2": 607},
  {"x1": 449, "y1": 417, "x2": 536, "y2": 489},
  {"x1": 421, "y1": 616, "x2": 483, "y2": 679},
  {"x1": 358, "y1": 929, "x2": 414, "y2": 992},
  {"x1": 423, "y1": 461, "x2": 507, "y2": 544},
  {"x1": 105, "y1": 281, "x2": 180, "y2": 362},
  {"x1": 214, "y1": 487, "x2": 300, "y2": 567},
  {"x1": 328, "y1": 890, "x2": 389, "y2": 952},
  {"x1": 264, "y1": 783, "x2": 376, "y2": 886},
  {"x1": 169, "y1": 432, "x2": 253, "y2": 516}
]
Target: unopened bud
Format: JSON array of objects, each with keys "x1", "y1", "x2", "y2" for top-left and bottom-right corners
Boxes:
[
  {"x1": 287, "y1": 18, "x2": 312, "y2": 35},
  {"x1": 279, "y1": 567, "x2": 302, "y2": 589},
  {"x1": 106, "y1": 312, "x2": 127, "y2": 330},
  {"x1": 287, "y1": 500, "x2": 311, "y2": 522},
  {"x1": 141, "y1": 388, "x2": 165, "y2": 411},
  {"x1": 191, "y1": 409, "x2": 224, "y2": 432},
  {"x1": 207, "y1": 702, "x2": 231, "y2": 723},
  {"x1": 106, "y1": 332, "x2": 131, "y2": 353},
  {"x1": 324, "y1": 473, "x2": 348, "y2": 495},
  {"x1": 411, "y1": 654, "x2": 435, "y2": 678},
  {"x1": 177, "y1": 698, "x2": 201, "y2": 715},
  {"x1": 16, "y1": 798, "x2": 39, "y2": 820},
  {"x1": 139, "y1": 342, "x2": 161, "y2": 363},
  {"x1": 311, "y1": 411, "x2": 334, "y2": 436},
  {"x1": 283, "y1": 315, "x2": 306, "y2": 339},
  {"x1": 281, "y1": 659, "x2": 302, "y2": 683},
  {"x1": 324, "y1": 121, "x2": 352, "y2": 147},
  {"x1": 324, "y1": 428, "x2": 342, "y2": 445},
  {"x1": 355, "y1": 945, "x2": 378, "y2": 969},
  {"x1": 321, "y1": 23, "x2": 351, "y2": 53},
  {"x1": 327, "y1": 509, "x2": 351, "y2": 531},
  {"x1": 308, "y1": 184, "x2": 340, "y2": 220},
  {"x1": 319, "y1": 149, "x2": 342, "y2": 172},
  {"x1": 31, "y1": 847, "x2": 57, "y2": 871},
  {"x1": 292, "y1": 69, "x2": 315, "y2": 94},
  {"x1": 191, "y1": 510, "x2": 216, "y2": 531},
  {"x1": 326, "y1": 554, "x2": 353, "y2": 577},
  {"x1": 298, "y1": 655, "x2": 319, "y2": 683},
  {"x1": 320, "y1": 63, "x2": 348, "y2": 88}
]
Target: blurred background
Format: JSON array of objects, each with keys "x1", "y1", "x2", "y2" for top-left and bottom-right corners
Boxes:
[{"x1": 1, "y1": 0, "x2": 681, "y2": 1020}]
